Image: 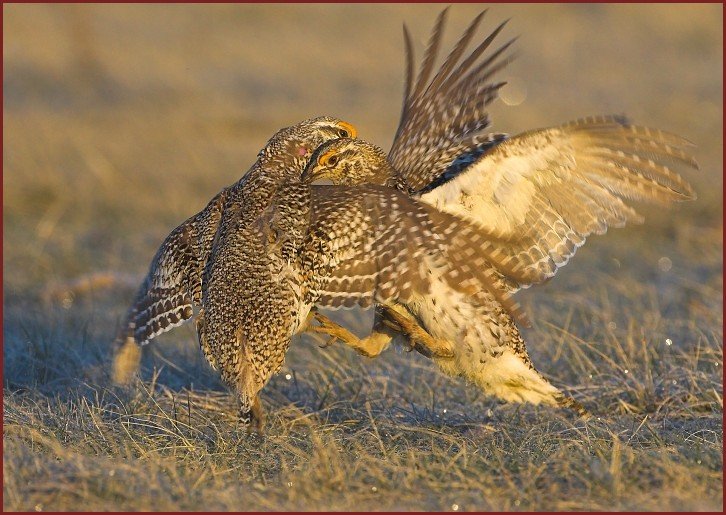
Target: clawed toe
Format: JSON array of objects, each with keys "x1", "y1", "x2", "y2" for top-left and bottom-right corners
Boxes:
[
  {"x1": 245, "y1": 419, "x2": 265, "y2": 436},
  {"x1": 240, "y1": 396, "x2": 266, "y2": 435},
  {"x1": 317, "y1": 335, "x2": 338, "y2": 349},
  {"x1": 409, "y1": 335, "x2": 454, "y2": 359}
]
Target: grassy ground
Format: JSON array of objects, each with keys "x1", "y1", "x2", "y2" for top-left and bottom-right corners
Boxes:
[{"x1": 3, "y1": 4, "x2": 723, "y2": 511}]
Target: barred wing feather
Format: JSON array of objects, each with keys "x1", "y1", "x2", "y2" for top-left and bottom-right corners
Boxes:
[
  {"x1": 305, "y1": 185, "x2": 526, "y2": 322},
  {"x1": 419, "y1": 116, "x2": 697, "y2": 290},
  {"x1": 388, "y1": 8, "x2": 513, "y2": 192},
  {"x1": 120, "y1": 192, "x2": 226, "y2": 345}
]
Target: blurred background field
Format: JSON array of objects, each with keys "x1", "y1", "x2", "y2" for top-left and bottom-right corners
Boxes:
[{"x1": 3, "y1": 3, "x2": 722, "y2": 511}]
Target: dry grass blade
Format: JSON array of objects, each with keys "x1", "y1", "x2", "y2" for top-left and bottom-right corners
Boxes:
[{"x1": 3, "y1": 3, "x2": 721, "y2": 512}]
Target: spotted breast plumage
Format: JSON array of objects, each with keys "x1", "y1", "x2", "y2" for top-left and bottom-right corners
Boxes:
[
  {"x1": 301, "y1": 9, "x2": 697, "y2": 415},
  {"x1": 113, "y1": 117, "x2": 357, "y2": 384}
]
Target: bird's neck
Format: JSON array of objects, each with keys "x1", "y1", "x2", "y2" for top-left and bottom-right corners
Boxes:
[{"x1": 234, "y1": 152, "x2": 304, "y2": 189}]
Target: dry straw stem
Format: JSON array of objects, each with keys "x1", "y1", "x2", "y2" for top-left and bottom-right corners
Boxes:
[{"x1": 3, "y1": 3, "x2": 722, "y2": 512}]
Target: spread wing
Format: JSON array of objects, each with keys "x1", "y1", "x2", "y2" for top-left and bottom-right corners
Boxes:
[
  {"x1": 119, "y1": 191, "x2": 226, "y2": 345},
  {"x1": 302, "y1": 185, "x2": 528, "y2": 323},
  {"x1": 419, "y1": 116, "x2": 698, "y2": 290},
  {"x1": 387, "y1": 8, "x2": 513, "y2": 192}
]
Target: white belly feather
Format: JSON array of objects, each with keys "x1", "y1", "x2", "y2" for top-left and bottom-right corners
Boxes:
[
  {"x1": 406, "y1": 278, "x2": 561, "y2": 406},
  {"x1": 405, "y1": 159, "x2": 563, "y2": 405}
]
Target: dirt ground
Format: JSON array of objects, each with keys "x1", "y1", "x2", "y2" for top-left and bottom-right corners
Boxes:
[{"x1": 3, "y1": 4, "x2": 722, "y2": 511}]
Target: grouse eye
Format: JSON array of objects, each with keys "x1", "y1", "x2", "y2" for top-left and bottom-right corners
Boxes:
[
  {"x1": 338, "y1": 129, "x2": 349, "y2": 138},
  {"x1": 327, "y1": 155, "x2": 339, "y2": 167}
]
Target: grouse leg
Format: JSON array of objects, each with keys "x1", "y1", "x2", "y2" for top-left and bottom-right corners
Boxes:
[
  {"x1": 238, "y1": 393, "x2": 266, "y2": 435},
  {"x1": 308, "y1": 307, "x2": 453, "y2": 359},
  {"x1": 375, "y1": 303, "x2": 454, "y2": 359},
  {"x1": 307, "y1": 311, "x2": 392, "y2": 358}
]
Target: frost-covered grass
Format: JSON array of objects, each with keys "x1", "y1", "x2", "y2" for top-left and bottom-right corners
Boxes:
[{"x1": 3, "y1": 4, "x2": 722, "y2": 511}]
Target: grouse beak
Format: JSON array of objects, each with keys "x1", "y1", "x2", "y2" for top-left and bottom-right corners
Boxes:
[
  {"x1": 301, "y1": 165, "x2": 317, "y2": 183},
  {"x1": 302, "y1": 165, "x2": 334, "y2": 185}
]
